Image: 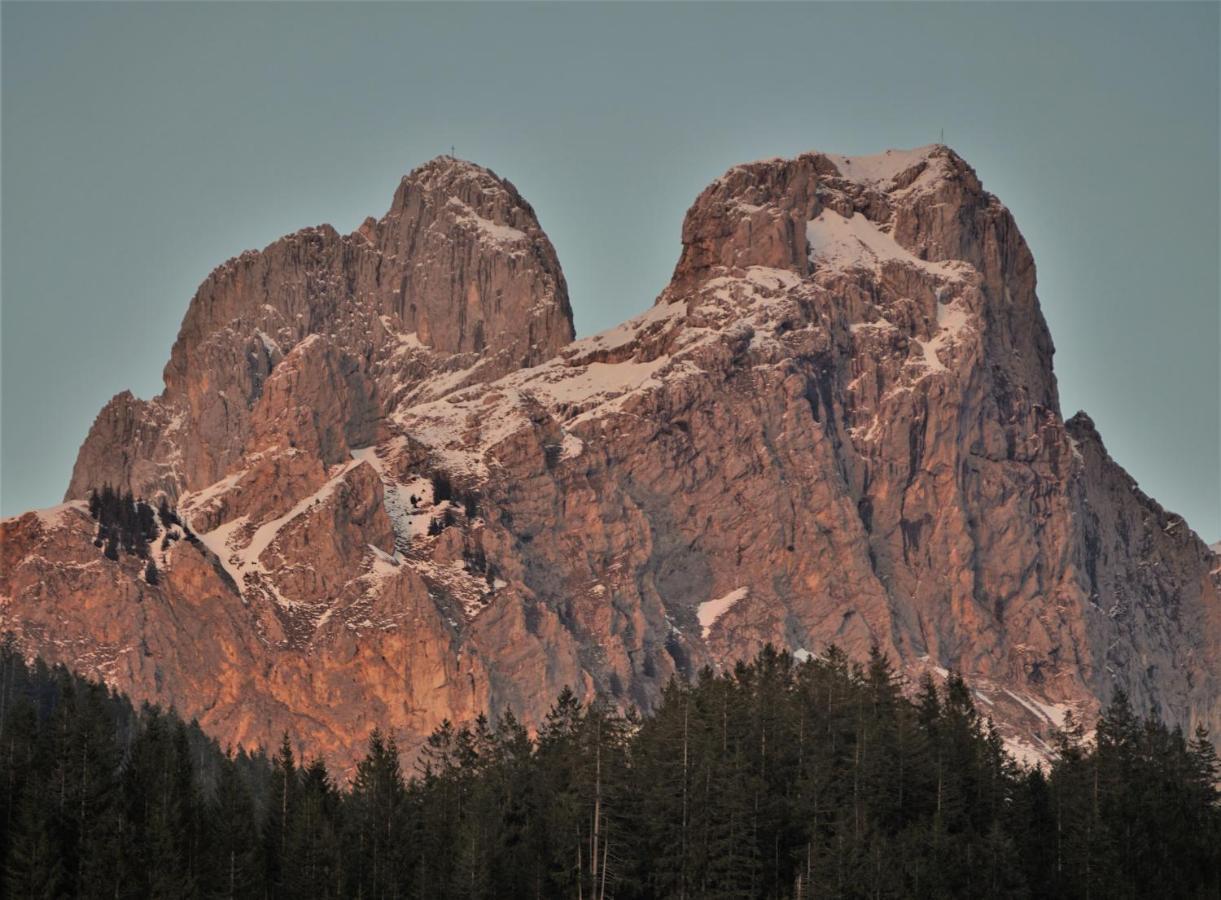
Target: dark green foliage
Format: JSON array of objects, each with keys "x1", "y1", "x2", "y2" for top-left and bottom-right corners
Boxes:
[
  {"x1": 156, "y1": 496, "x2": 180, "y2": 530},
  {"x1": 461, "y1": 491, "x2": 480, "y2": 521},
  {"x1": 346, "y1": 728, "x2": 406, "y2": 898},
  {"x1": 463, "y1": 547, "x2": 487, "y2": 575},
  {"x1": 87, "y1": 486, "x2": 159, "y2": 561},
  {"x1": 0, "y1": 638, "x2": 1216, "y2": 898},
  {"x1": 429, "y1": 471, "x2": 453, "y2": 503}
]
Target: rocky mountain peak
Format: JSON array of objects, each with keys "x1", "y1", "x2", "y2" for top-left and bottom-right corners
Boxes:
[
  {"x1": 7, "y1": 145, "x2": 1215, "y2": 771},
  {"x1": 66, "y1": 155, "x2": 575, "y2": 503},
  {"x1": 371, "y1": 155, "x2": 574, "y2": 363},
  {"x1": 667, "y1": 145, "x2": 1058, "y2": 415},
  {"x1": 672, "y1": 145, "x2": 984, "y2": 287},
  {"x1": 386, "y1": 155, "x2": 524, "y2": 216}
]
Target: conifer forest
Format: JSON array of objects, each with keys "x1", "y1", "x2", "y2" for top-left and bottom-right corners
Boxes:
[{"x1": 1, "y1": 642, "x2": 1217, "y2": 899}]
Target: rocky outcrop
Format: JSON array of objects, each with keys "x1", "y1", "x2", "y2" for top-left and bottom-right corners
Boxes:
[
  {"x1": 65, "y1": 157, "x2": 574, "y2": 502},
  {"x1": 5, "y1": 146, "x2": 1218, "y2": 770}
]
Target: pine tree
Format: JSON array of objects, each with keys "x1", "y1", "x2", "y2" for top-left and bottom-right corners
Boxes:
[
  {"x1": 284, "y1": 758, "x2": 341, "y2": 898},
  {"x1": 347, "y1": 728, "x2": 406, "y2": 899},
  {"x1": 156, "y1": 496, "x2": 179, "y2": 529},
  {"x1": 207, "y1": 751, "x2": 262, "y2": 899},
  {"x1": 262, "y1": 733, "x2": 297, "y2": 894},
  {"x1": 1, "y1": 642, "x2": 1218, "y2": 898},
  {"x1": 430, "y1": 471, "x2": 453, "y2": 503},
  {"x1": 4, "y1": 784, "x2": 67, "y2": 899}
]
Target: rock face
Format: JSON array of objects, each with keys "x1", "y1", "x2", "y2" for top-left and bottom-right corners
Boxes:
[
  {"x1": 4, "y1": 147, "x2": 1219, "y2": 769},
  {"x1": 65, "y1": 157, "x2": 574, "y2": 503}
]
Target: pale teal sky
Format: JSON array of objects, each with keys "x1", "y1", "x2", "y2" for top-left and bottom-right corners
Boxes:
[{"x1": 2, "y1": 2, "x2": 1218, "y2": 540}]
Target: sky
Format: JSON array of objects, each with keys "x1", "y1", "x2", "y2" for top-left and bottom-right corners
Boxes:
[{"x1": 2, "y1": 2, "x2": 1218, "y2": 540}]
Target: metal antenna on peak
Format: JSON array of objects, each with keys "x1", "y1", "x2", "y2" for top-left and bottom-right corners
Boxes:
[
  {"x1": 940, "y1": 127, "x2": 944, "y2": 145},
  {"x1": 451, "y1": 145, "x2": 455, "y2": 158}
]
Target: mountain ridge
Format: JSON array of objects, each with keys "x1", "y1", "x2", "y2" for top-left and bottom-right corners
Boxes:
[{"x1": 3, "y1": 145, "x2": 1218, "y2": 768}]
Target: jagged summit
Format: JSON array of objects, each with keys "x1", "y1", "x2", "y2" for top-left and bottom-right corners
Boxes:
[
  {"x1": 4, "y1": 145, "x2": 1218, "y2": 769},
  {"x1": 824, "y1": 143, "x2": 946, "y2": 183},
  {"x1": 65, "y1": 153, "x2": 575, "y2": 503},
  {"x1": 383, "y1": 155, "x2": 547, "y2": 238},
  {"x1": 719, "y1": 143, "x2": 948, "y2": 184},
  {"x1": 674, "y1": 144, "x2": 985, "y2": 285},
  {"x1": 395, "y1": 153, "x2": 507, "y2": 188}
]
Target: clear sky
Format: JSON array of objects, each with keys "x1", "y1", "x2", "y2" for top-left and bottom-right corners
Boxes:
[{"x1": 2, "y1": 2, "x2": 1218, "y2": 540}]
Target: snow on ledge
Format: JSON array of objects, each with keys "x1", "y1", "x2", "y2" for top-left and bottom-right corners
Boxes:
[
  {"x1": 35, "y1": 501, "x2": 88, "y2": 529},
  {"x1": 445, "y1": 197, "x2": 527, "y2": 244},
  {"x1": 698, "y1": 587, "x2": 748, "y2": 639},
  {"x1": 0, "y1": 501, "x2": 89, "y2": 530},
  {"x1": 809, "y1": 209, "x2": 926, "y2": 272},
  {"x1": 824, "y1": 145, "x2": 937, "y2": 184}
]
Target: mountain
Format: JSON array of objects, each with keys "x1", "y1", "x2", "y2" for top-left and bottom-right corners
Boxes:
[{"x1": 2, "y1": 147, "x2": 1218, "y2": 768}]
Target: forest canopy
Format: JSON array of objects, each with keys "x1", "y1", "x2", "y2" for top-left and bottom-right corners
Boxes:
[{"x1": 1, "y1": 640, "x2": 1217, "y2": 899}]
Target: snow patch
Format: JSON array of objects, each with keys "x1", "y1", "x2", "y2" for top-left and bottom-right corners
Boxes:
[
  {"x1": 350, "y1": 446, "x2": 431, "y2": 554},
  {"x1": 1005, "y1": 735, "x2": 1054, "y2": 769},
  {"x1": 560, "y1": 433, "x2": 584, "y2": 460},
  {"x1": 913, "y1": 298, "x2": 973, "y2": 375},
  {"x1": 917, "y1": 655, "x2": 952, "y2": 680},
  {"x1": 192, "y1": 514, "x2": 254, "y2": 597},
  {"x1": 1004, "y1": 689, "x2": 1076, "y2": 731},
  {"x1": 698, "y1": 587, "x2": 748, "y2": 639},
  {"x1": 254, "y1": 330, "x2": 280, "y2": 357},
  {"x1": 179, "y1": 469, "x2": 247, "y2": 522},
  {"x1": 379, "y1": 316, "x2": 426, "y2": 355},
  {"x1": 583, "y1": 298, "x2": 686, "y2": 353},
  {"x1": 809, "y1": 209, "x2": 944, "y2": 275},
  {"x1": 742, "y1": 266, "x2": 803, "y2": 291},
  {"x1": 399, "y1": 354, "x2": 682, "y2": 477},
  {"x1": 541, "y1": 359, "x2": 671, "y2": 408},
  {"x1": 194, "y1": 460, "x2": 365, "y2": 610},
  {"x1": 446, "y1": 197, "x2": 527, "y2": 244},
  {"x1": 30, "y1": 501, "x2": 88, "y2": 529},
  {"x1": 243, "y1": 461, "x2": 359, "y2": 566},
  {"x1": 824, "y1": 146, "x2": 937, "y2": 184},
  {"x1": 849, "y1": 319, "x2": 897, "y2": 334}
]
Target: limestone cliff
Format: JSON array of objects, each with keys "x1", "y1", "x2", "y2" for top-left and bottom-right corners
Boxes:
[{"x1": 4, "y1": 146, "x2": 1217, "y2": 769}]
